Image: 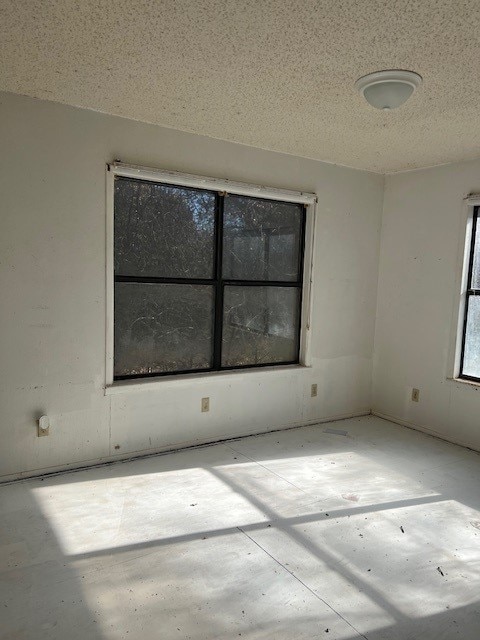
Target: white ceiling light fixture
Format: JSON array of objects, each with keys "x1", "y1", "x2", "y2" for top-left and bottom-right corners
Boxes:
[{"x1": 355, "y1": 69, "x2": 422, "y2": 111}]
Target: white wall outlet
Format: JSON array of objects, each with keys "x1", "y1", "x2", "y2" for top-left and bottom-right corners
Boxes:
[
  {"x1": 412, "y1": 388, "x2": 420, "y2": 402},
  {"x1": 201, "y1": 397, "x2": 210, "y2": 412},
  {"x1": 38, "y1": 415, "x2": 50, "y2": 437},
  {"x1": 311, "y1": 383, "x2": 318, "y2": 398}
]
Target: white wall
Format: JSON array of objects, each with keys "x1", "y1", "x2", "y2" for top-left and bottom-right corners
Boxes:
[
  {"x1": 0, "y1": 91, "x2": 383, "y2": 480},
  {"x1": 373, "y1": 159, "x2": 480, "y2": 451}
]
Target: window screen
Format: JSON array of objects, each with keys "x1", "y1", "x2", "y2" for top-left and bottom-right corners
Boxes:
[
  {"x1": 113, "y1": 177, "x2": 306, "y2": 379},
  {"x1": 460, "y1": 206, "x2": 480, "y2": 381}
]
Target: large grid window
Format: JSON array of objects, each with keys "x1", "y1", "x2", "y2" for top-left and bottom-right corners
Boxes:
[
  {"x1": 460, "y1": 206, "x2": 480, "y2": 381},
  {"x1": 113, "y1": 176, "x2": 306, "y2": 380}
]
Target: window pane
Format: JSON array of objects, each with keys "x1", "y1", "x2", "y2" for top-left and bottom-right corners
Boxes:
[
  {"x1": 463, "y1": 297, "x2": 480, "y2": 378},
  {"x1": 114, "y1": 177, "x2": 215, "y2": 279},
  {"x1": 223, "y1": 195, "x2": 303, "y2": 281},
  {"x1": 471, "y1": 216, "x2": 480, "y2": 289},
  {"x1": 222, "y1": 286, "x2": 300, "y2": 367},
  {"x1": 114, "y1": 283, "x2": 214, "y2": 377}
]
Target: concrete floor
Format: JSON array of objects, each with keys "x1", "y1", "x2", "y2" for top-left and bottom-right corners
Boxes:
[{"x1": 1, "y1": 415, "x2": 480, "y2": 639}]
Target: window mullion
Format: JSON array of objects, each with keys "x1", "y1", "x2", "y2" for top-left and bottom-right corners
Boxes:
[
  {"x1": 212, "y1": 193, "x2": 225, "y2": 370},
  {"x1": 115, "y1": 275, "x2": 215, "y2": 286}
]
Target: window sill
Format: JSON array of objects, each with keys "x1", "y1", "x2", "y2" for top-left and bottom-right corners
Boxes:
[
  {"x1": 104, "y1": 363, "x2": 311, "y2": 395},
  {"x1": 446, "y1": 376, "x2": 480, "y2": 389}
]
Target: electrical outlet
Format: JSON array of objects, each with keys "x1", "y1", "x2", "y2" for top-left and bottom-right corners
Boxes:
[
  {"x1": 37, "y1": 415, "x2": 50, "y2": 437},
  {"x1": 311, "y1": 383, "x2": 318, "y2": 398},
  {"x1": 201, "y1": 397, "x2": 210, "y2": 412},
  {"x1": 412, "y1": 388, "x2": 420, "y2": 402}
]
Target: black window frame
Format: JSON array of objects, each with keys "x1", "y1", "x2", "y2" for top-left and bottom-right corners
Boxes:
[
  {"x1": 113, "y1": 176, "x2": 307, "y2": 381},
  {"x1": 459, "y1": 205, "x2": 480, "y2": 382}
]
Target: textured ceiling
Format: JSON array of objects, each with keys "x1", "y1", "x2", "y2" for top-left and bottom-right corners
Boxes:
[{"x1": 1, "y1": 0, "x2": 480, "y2": 173}]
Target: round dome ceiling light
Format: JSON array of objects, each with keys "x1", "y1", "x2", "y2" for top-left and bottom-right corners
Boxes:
[{"x1": 355, "y1": 69, "x2": 422, "y2": 111}]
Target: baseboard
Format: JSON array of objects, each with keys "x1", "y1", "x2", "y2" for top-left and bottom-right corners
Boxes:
[
  {"x1": 0, "y1": 410, "x2": 370, "y2": 485},
  {"x1": 372, "y1": 410, "x2": 480, "y2": 454}
]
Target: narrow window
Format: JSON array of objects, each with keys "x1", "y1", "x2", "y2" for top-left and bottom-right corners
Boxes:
[
  {"x1": 460, "y1": 206, "x2": 480, "y2": 381},
  {"x1": 113, "y1": 176, "x2": 306, "y2": 380}
]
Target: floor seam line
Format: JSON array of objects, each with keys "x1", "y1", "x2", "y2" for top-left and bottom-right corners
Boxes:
[
  {"x1": 236, "y1": 526, "x2": 369, "y2": 640},
  {"x1": 225, "y1": 443, "x2": 313, "y2": 497}
]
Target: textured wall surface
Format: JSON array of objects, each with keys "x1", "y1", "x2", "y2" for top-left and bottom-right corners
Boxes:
[
  {"x1": 1, "y1": 1, "x2": 480, "y2": 172},
  {"x1": 373, "y1": 158, "x2": 480, "y2": 451},
  {"x1": 0, "y1": 92, "x2": 383, "y2": 479}
]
